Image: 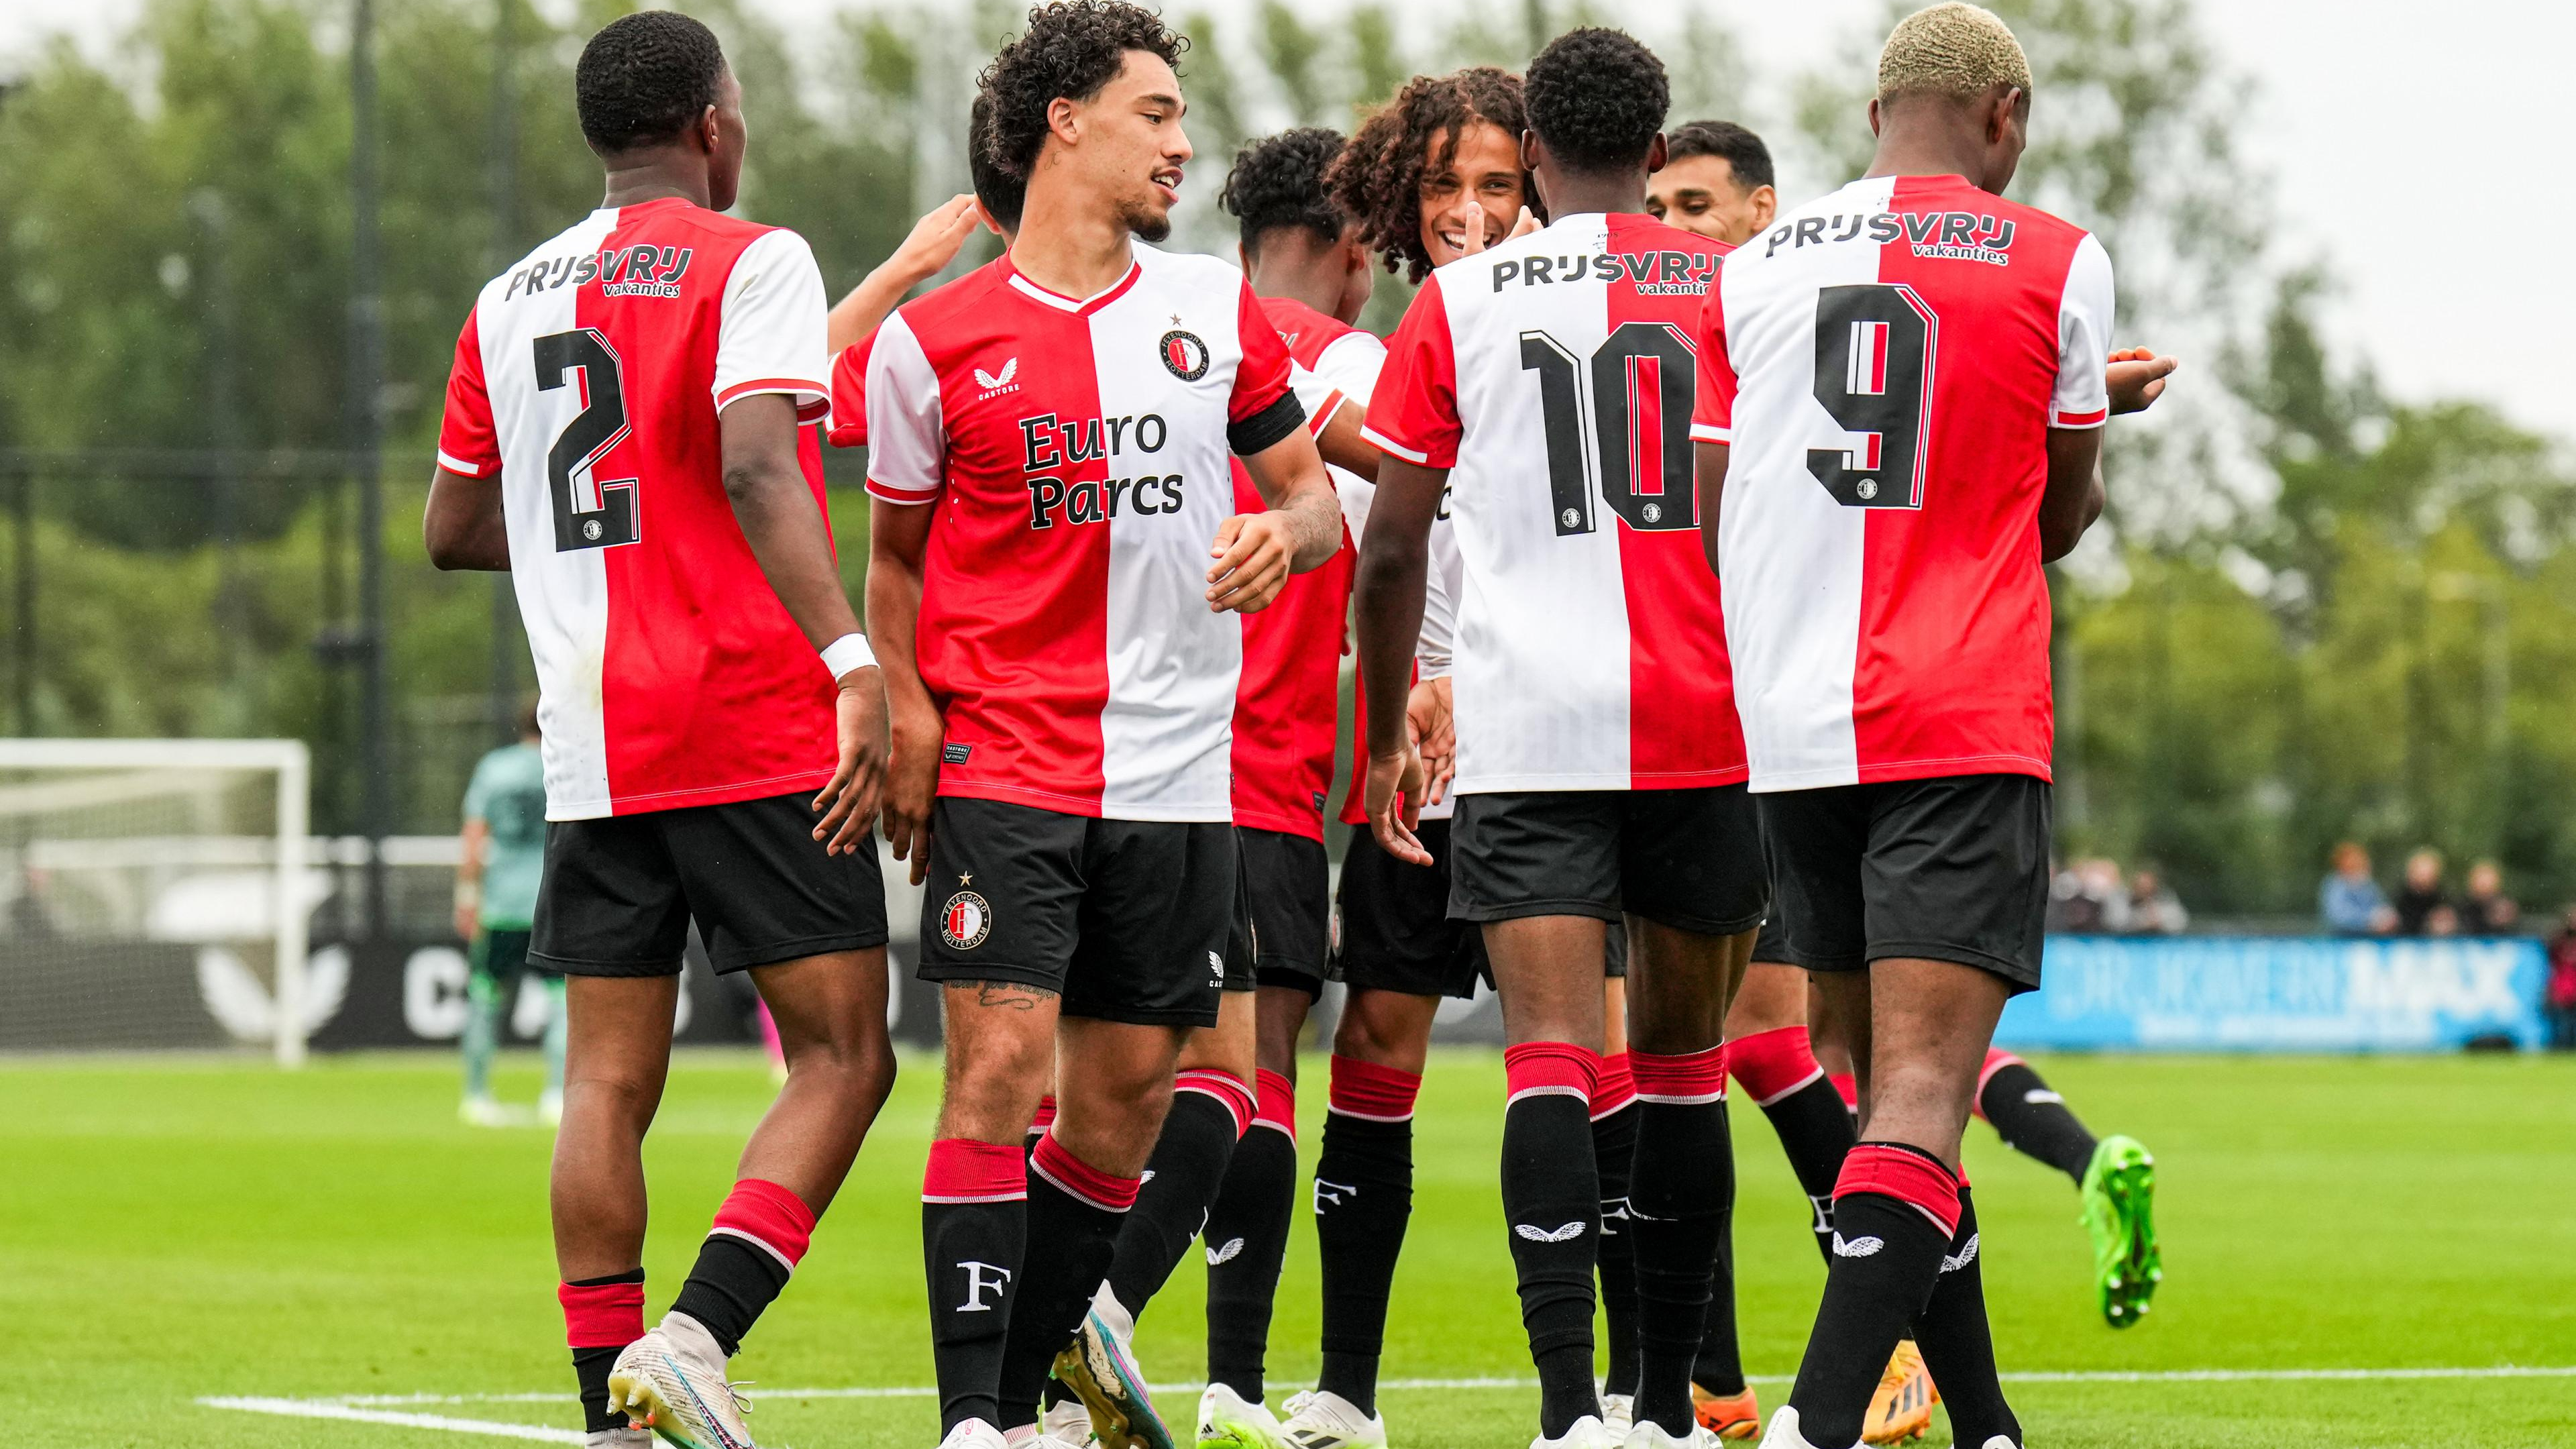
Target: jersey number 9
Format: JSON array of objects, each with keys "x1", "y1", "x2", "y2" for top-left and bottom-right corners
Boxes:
[{"x1": 1807, "y1": 284, "x2": 1938, "y2": 510}]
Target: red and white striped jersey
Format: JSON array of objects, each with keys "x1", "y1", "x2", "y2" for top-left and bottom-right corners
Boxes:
[
  {"x1": 1690, "y1": 174, "x2": 2112, "y2": 791},
  {"x1": 436, "y1": 198, "x2": 834, "y2": 821},
  {"x1": 1365, "y1": 211, "x2": 1744, "y2": 795},
  {"x1": 865, "y1": 246, "x2": 1303, "y2": 821}
]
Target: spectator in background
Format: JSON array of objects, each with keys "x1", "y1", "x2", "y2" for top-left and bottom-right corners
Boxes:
[
  {"x1": 2425, "y1": 902, "x2": 2461, "y2": 937},
  {"x1": 2546, "y1": 906, "x2": 2576, "y2": 1051},
  {"x1": 2126, "y1": 867, "x2": 2189, "y2": 934},
  {"x1": 2052, "y1": 857, "x2": 2133, "y2": 933},
  {"x1": 2460, "y1": 859, "x2": 2520, "y2": 933},
  {"x1": 454, "y1": 702, "x2": 563, "y2": 1127},
  {"x1": 2320, "y1": 841, "x2": 2396, "y2": 934},
  {"x1": 2393, "y1": 848, "x2": 2450, "y2": 935}
]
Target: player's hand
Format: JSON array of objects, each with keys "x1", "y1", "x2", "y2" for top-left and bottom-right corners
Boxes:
[
  {"x1": 883, "y1": 697, "x2": 946, "y2": 885},
  {"x1": 811, "y1": 667, "x2": 890, "y2": 855},
  {"x1": 1206, "y1": 513, "x2": 1295, "y2": 613},
  {"x1": 2106, "y1": 347, "x2": 2178, "y2": 416},
  {"x1": 1365, "y1": 743, "x2": 1433, "y2": 865},
  {"x1": 890, "y1": 195, "x2": 989, "y2": 284},
  {"x1": 1407, "y1": 676, "x2": 1456, "y2": 807}
]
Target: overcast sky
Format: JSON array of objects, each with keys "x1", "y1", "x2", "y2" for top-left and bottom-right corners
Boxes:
[{"x1": 7, "y1": 0, "x2": 2568, "y2": 439}]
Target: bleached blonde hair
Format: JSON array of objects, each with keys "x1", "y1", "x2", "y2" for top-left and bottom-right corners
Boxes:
[{"x1": 1876, "y1": 3, "x2": 2033, "y2": 104}]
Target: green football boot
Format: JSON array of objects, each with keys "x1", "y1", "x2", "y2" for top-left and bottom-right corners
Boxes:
[{"x1": 2080, "y1": 1132, "x2": 2161, "y2": 1328}]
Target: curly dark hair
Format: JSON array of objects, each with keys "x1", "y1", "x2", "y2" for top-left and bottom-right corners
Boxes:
[
  {"x1": 967, "y1": 93, "x2": 1027, "y2": 233},
  {"x1": 574, "y1": 11, "x2": 727, "y2": 155},
  {"x1": 977, "y1": 1, "x2": 1187, "y2": 182},
  {"x1": 1523, "y1": 28, "x2": 1668, "y2": 174},
  {"x1": 1324, "y1": 67, "x2": 1534, "y2": 283},
  {"x1": 1666, "y1": 119, "x2": 1774, "y2": 191},
  {"x1": 1219, "y1": 128, "x2": 1350, "y2": 255}
]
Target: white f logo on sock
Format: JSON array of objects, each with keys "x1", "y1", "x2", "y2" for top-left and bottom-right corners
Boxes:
[{"x1": 956, "y1": 1260, "x2": 1014, "y2": 1311}]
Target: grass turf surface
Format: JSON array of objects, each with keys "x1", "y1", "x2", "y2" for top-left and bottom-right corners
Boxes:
[{"x1": 13, "y1": 1049, "x2": 2576, "y2": 1448}]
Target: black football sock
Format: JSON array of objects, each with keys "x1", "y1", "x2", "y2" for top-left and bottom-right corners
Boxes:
[
  {"x1": 1911, "y1": 1185, "x2": 2019, "y2": 1448},
  {"x1": 666, "y1": 1177, "x2": 816, "y2": 1356},
  {"x1": 1728, "y1": 1026, "x2": 1860, "y2": 1266},
  {"x1": 1628, "y1": 1050, "x2": 1733, "y2": 1434},
  {"x1": 1693, "y1": 1212, "x2": 1747, "y2": 1399},
  {"x1": 1589, "y1": 1083, "x2": 1642, "y2": 1401},
  {"x1": 1102, "y1": 1073, "x2": 1249, "y2": 1326},
  {"x1": 923, "y1": 1140, "x2": 1029, "y2": 1433},
  {"x1": 1786, "y1": 1144, "x2": 1960, "y2": 1449},
  {"x1": 1501, "y1": 1043, "x2": 1603, "y2": 1438},
  {"x1": 1315, "y1": 1056, "x2": 1421, "y2": 1417},
  {"x1": 1203, "y1": 1070, "x2": 1298, "y2": 1399},
  {"x1": 1978, "y1": 1055, "x2": 2098, "y2": 1185},
  {"x1": 996, "y1": 1136, "x2": 1141, "y2": 1429},
  {"x1": 560, "y1": 1269, "x2": 645, "y2": 1435}
]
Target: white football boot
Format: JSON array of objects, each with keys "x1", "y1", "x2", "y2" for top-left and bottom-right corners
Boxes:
[
  {"x1": 606, "y1": 1315, "x2": 755, "y2": 1449},
  {"x1": 1755, "y1": 1407, "x2": 1828, "y2": 1449},
  {"x1": 1601, "y1": 1394, "x2": 1635, "y2": 1436},
  {"x1": 1195, "y1": 1382, "x2": 1288, "y2": 1449},
  {"x1": 584, "y1": 1430, "x2": 654, "y2": 1449},
  {"x1": 1042, "y1": 1393, "x2": 1099, "y2": 1448},
  {"x1": 1532, "y1": 1413, "x2": 1620, "y2": 1449},
  {"x1": 939, "y1": 1419, "x2": 1013, "y2": 1449},
  {"x1": 1276, "y1": 1390, "x2": 1387, "y2": 1449},
  {"x1": 1621, "y1": 1415, "x2": 1713, "y2": 1449}
]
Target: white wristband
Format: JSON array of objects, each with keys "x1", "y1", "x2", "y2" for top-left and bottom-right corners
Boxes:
[{"x1": 820, "y1": 632, "x2": 877, "y2": 680}]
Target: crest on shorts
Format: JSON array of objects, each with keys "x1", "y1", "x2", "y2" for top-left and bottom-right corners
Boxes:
[
  {"x1": 941, "y1": 890, "x2": 993, "y2": 949},
  {"x1": 1159, "y1": 329, "x2": 1210, "y2": 382}
]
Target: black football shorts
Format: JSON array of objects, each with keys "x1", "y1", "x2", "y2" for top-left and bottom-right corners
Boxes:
[
  {"x1": 1332, "y1": 818, "x2": 1487, "y2": 1000},
  {"x1": 916, "y1": 797, "x2": 1236, "y2": 1027},
  {"x1": 1449, "y1": 786, "x2": 1768, "y2": 936},
  {"x1": 530, "y1": 792, "x2": 888, "y2": 975},
  {"x1": 1757, "y1": 772, "x2": 2052, "y2": 993},
  {"x1": 1238, "y1": 826, "x2": 1328, "y2": 996}
]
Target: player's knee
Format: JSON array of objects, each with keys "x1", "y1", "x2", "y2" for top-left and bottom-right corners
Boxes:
[{"x1": 1332, "y1": 990, "x2": 1433, "y2": 1065}]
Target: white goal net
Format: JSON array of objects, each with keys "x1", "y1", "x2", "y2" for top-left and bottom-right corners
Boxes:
[{"x1": 0, "y1": 739, "x2": 314, "y2": 1064}]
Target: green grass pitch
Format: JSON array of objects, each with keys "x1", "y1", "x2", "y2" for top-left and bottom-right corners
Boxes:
[{"x1": 13, "y1": 1049, "x2": 2576, "y2": 1448}]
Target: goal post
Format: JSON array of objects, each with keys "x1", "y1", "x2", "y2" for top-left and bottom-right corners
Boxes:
[{"x1": 0, "y1": 738, "x2": 313, "y2": 1065}]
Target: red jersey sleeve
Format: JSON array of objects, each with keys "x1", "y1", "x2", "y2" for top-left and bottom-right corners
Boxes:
[
  {"x1": 1226, "y1": 278, "x2": 1305, "y2": 455},
  {"x1": 1688, "y1": 274, "x2": 1735, "y2": 445},
  {"x1": 1359, "y1": 274, "x2": 1462, "y2": 468},
  {"x1": 826, "y1": 329, "x2": 878, "y2": 449},
  {"x1": 436, "y1": 307, "x2": 501, "y2": 477}
]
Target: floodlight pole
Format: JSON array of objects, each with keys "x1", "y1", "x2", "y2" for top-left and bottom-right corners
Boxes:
[
  {"x1": 487, "y1": 0, "x2": 522, "y2": 745},
  {"x1": 348, "y1": 0, "x2": 391, "y2": 937}
]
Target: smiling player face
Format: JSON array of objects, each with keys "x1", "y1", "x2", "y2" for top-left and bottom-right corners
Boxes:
[
  {"x1": 1416, "y1": 120, "x2": 1525, "y2": 267},
  {"x1": 1644, "y1": 153, "x2": 1768, "y2": 246},
  {"x1": 1073, "y1": 50, "x2": 1193, "y2": 243}
]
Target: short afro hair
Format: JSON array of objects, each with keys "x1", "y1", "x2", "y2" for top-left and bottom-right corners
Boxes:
[
  {"x1": 1876, "y1": 3, "x2": 2031, "y2": 104},
  {"x1": 1523, "y1": 28, "x2": 1668, "y2": 175},
  {"x1": 575, "y1": 11, "x2": 727, "y2": 155},
  {"x1": 967, "y1": 93, "x2": 1026, "y2": 233},
  {"x1": 977, "y1": 1, "x2": 1187, "y2": 182},
  {"x1": 1220, "y1": 128, "x2": 1350, "y2": 256},
  {"x1": 1665, "y1": 119, "x2": 1773, "y2": 193},
  {"x1": 1325, "y1": 67, "x2": 1534, "y2": 283}
]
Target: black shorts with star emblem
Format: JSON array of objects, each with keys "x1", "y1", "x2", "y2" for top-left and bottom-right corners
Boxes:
[{"x1": 915, "y1": 797, "x2": 1238, "y2": 1027}]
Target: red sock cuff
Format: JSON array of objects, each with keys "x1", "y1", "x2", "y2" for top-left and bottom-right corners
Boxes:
[
  {"x1": 708, "y1": 1177, "x2": 816, "y2": 1272},
  {"x1": 923, "y1": 1137, "x2": 1027, "y2": 1203},
  {"x1": 1177, "y1": 1067, "x2": 1256, "y2": 1139},
  {"x1": 1972, "y1": 1049, "x2": 2024, "y2": 1118},
  {"x1": 1631, "y1": 1044, "x2": 1727, "y2": 1104},
  {"x1": 1833, "y1": 1142, "x2": 1962, "y2": 1239},
  {"x1": 1028, "y1": 1095, "x2": 1057, "y2": 1136},
  {"x1": 559, "y1": 1277, "x2": 645, "y2": 1349},
  {"x1": 1030, "y1": 1132, "x2": 1142, "y2": 1212},
  {"x1": 1503, "y1": 1040, "x2": 1599, "y2": 1106},
  {"x1": 1254, "y1": 1068, "x2": 1297, "y2": 1139},
  {"x1": 1726, "y1": 1026, "x2": 1825, "y2": 1107},
  {"x1": 1827, "y1": 1071, "x2": 1859, "y2": 1109},
  {"x1": 1328, "y1": 1055, "x2": 1422, "y2": 1122},
  {"x1": 1589, "y1": 1051, "x2": 1637, "y2": 1119}
]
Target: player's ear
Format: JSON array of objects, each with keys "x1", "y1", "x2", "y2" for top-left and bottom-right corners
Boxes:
[
  {"x1": 1519, "y1": 129, "x2": 1543, "y2": 174},
  {"x1": 1751, "y1": 184, "x2": 1776, "y2": 231},
  {"x1": 1047, "y1": 95, "x2": 1083, "y2": 150},
  {"x1": 1867, "y1": 96, "x2": 1884, "y2": 138},
  {"x1": 1644, "y1": 133, "x2": 1668, "y2": 176}
]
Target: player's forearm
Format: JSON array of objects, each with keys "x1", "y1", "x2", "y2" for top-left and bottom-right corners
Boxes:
[
  {"x1": 1278, "y1": 477, "x2": 1344, "y2": 574},
  {"x1": 455, "y1": 822, "x2": 487, "y2": 886},
  {"x1": 864, "y1": 516, "x2": 940, "y2": 722},
  {"x1": 2038, "y1": 427, "x2": 2105, "y2": 563},
  {"x1": 1316, "y1": 405, "x2": 1381, "y2": 483},
  {"x1": 724, "y1": 462, "x2": 864, "y2": 647},
  {"x1": 827, "y1": 266, "x2": 917, "y2": 357},
  {"x1": 1353, "y1": 537, "x2": 1430, "y2": 759}
]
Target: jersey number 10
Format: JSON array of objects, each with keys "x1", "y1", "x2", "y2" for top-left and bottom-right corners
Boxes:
[
  {"x1": 535, "y1": 329, "x2": 641, "y2": 551},
  {"x1": 1518, "y1": 321, "x2": 1699, "y2": 537}
]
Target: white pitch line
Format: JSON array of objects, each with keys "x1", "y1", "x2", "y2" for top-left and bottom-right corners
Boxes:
[{"x1": 196, "y1": 1397, "x2": 585, "y2": 1443}]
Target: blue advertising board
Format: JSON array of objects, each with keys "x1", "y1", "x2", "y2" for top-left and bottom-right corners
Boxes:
[{"x1": 1996, "y1": 936, "x2": 2549, "y2": 1052}]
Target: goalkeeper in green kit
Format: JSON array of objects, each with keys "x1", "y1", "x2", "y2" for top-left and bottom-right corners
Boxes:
[{"x1": 455, "y1": 702, "x2": 564, "y2": 1126}]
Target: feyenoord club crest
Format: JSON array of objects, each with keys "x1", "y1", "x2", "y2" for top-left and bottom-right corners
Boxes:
[
  {"x1": 940, "y1": 890, "x2": 992, "y2": 949},
  {"x1": 1159, "y1": 328, "x2": 1210, "y2": 382}
]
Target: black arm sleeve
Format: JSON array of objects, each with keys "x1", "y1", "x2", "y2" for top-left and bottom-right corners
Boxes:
[{"x1": 1227, "y1": 391, "x2": 1307, "y2": 458}]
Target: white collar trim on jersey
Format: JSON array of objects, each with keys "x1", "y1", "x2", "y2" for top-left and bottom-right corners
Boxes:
[{"x1": 1006, "y1": 259, "x2": 1143, "y2": 314}]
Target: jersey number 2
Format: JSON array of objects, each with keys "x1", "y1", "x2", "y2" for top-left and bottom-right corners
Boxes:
[
  {"x1": 1519, "y1": 321, "x2": 1697, "y2": 536},
  {"x1": 534, "y1": 329, "x2": 641, "y2": 550},
  {"x1": 1807, "y1": 284, "x2": 1938, "y2": 508}
]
